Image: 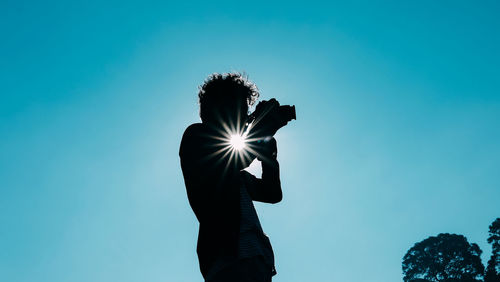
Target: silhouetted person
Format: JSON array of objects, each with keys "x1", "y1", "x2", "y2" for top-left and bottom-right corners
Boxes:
[{"x1": 179, "y1": 73, "x2": 283, "y2": 282}]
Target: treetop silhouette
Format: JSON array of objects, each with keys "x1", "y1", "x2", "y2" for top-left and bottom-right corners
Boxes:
[
  {"x1": 485, "y1": 218, "x2": 500, "y2": 282},
  {"x1": 402, "y1": 233, "x2": 484, "y2": 282}
]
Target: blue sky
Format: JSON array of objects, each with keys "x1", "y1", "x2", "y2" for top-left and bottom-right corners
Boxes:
[{"x1": 1, "y1": 1, "x2": 499, "y2": 281}]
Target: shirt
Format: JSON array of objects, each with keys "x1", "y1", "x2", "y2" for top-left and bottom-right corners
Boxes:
[{"x1": 204, "y1": 180, "x2": 276, "y2": 280}]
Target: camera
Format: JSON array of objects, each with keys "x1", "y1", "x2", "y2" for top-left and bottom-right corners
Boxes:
[{"x1": 246, "y1": 98, "x2": 296, "y2": 139}]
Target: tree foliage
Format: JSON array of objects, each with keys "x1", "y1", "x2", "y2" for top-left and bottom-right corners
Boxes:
[
  {"x1": 402, "y1": 233, "x2": 485, "y2": 282},
  {"x1": 485, "y1": 218, "x2": 500, "y2": 282}
]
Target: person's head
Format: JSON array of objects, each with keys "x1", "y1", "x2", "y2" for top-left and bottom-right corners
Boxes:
[{"x1": 198, "y1": 73, "x2": 259, "y2": 127}]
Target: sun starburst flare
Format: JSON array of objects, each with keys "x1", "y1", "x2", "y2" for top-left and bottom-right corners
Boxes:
[
  {"x1": 229, "y1": 134, "x2": 246, "y2": 151},
  {"x1": 199, "y1": 112, "x2": 266, "y2": 176}
]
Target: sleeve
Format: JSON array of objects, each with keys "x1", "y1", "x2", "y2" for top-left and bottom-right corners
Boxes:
[{"x1": 240, "y1": 158, "x2": 282, "y2": 204}]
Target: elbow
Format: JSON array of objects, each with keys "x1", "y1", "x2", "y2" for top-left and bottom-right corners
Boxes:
[
  {"x1": 268, "y1": 181, "x2": 282, "y2": 203},
  {"x1": 269, "y1": 191, "x2": 282, "y2": 204}
]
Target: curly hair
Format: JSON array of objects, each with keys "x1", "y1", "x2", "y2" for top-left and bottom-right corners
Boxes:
[{"x1": 198, "y1": 72, "x2": 259, "y2": 123}]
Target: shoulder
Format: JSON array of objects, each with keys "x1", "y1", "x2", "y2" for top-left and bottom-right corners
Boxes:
[
  {"x1": 183, "y1": 123, "x2": 204, "y2": 135},
  {"x1": 180, "y1": 123, "x2": 205, "y2": 156},
  {"x1": 181, "y1": 123, "x2": 207, "y2": 144}
]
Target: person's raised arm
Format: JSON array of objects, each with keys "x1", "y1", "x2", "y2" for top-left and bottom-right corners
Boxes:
[{"x1": 241, "y1": 137, "x2": 282, "y2": 204}]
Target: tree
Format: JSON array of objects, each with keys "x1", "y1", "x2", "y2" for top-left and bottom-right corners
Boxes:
[
  {"x1": 485, "y1": 218, "x2": 500, "y2": 282},
  {"x1": 402, "y1": 233, "x2": 485, "y2": 282}
]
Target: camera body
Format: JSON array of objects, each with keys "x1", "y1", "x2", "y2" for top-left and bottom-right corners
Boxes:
[{"x1": 246, "y1": 98, "x2": 296, "y2": 139}]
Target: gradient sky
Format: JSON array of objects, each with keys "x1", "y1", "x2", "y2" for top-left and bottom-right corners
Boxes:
[{"x1": 1, "y1": 1, "x2": 499, "y2": 281}]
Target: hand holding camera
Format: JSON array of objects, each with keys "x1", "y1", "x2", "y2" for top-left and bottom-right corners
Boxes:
[
  {"x1": 244, "y1": 98, "x2": 295, "y2": 164},
  {"x1": 255, "y1": 137, "x2": 278, "y2": 163}
]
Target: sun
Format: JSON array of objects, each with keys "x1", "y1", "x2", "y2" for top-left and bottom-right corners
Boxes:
[{"x1": 229, "y1": 134, "x2": 246, "y2": 151}]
